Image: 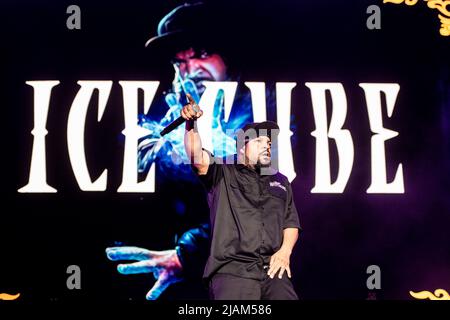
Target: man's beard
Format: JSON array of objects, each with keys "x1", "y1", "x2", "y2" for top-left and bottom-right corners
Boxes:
[
  {"x1": 257, "y1": 154, "x2": 271, "y2": 168},
  {"x1": 187, "y1": 69, "x2": 213, "y2": 94},
  {"x1": 192, "y1": 77, "x2": 212, "y2": 94}
]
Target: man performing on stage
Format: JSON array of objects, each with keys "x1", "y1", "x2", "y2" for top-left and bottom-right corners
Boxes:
[{"x1": 182, "y1": 94, "x2": 301, "y2": 300}]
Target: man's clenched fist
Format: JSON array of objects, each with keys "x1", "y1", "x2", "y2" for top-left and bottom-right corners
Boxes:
[{"x1": 181, "y1": 93, "x2": 203, "y2": 120}]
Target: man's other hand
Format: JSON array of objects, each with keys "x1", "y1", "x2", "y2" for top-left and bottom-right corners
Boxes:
[{"x1": 267, "y1": 248, "x2": 292, "y2": 279}]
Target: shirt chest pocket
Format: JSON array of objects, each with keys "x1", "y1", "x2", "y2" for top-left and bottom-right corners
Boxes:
[
  {"x1": 268, "y1": 186, "x2": 287, "y2": 202},
  {"x1": 229, "y1": 182, "x2": 258, "y2": 206}
]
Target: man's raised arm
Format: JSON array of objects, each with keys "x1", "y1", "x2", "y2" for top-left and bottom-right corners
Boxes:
[{"x1": 182, "y1": 94, "x2": 209, "y2": 175}]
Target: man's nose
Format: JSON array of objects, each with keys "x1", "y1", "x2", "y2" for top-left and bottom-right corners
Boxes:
[{"x1": 185, "y1": 59, "x2": 200, "y2": 77}]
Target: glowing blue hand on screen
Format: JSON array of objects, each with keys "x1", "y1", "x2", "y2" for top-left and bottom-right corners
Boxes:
[
  {"x1": 138, "y1": 76, "x2": 242, "y2": 175},
  {"x1": 165, "y1": 76, "x2": 238, "y2": 158},
  {"x1": 106, "y1": 246, "x2": 182, "y2": 300},
  {"x1": 137, "y1": 77, "x2": 200, "y2": 175}
]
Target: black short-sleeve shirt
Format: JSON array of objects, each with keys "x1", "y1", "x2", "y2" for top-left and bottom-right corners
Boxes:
[{"x1": 193, "y1": 150, "x2": 301, "y2": 282}]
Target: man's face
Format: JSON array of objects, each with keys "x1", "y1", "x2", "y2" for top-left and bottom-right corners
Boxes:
[
  {"x1": 172, "y1": 47, "x2": 227, "y2": 94},
  {"x1": 245, "y1": 135, "x2": 272, "y2": 167}
]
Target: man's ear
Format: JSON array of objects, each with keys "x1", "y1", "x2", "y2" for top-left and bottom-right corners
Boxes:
[
  {"x1": 237, "y1": 145, "x2": 246, "y2": 164},
  {"x1": 239, "y1": 145, "x2": 246, "y2": 158}
]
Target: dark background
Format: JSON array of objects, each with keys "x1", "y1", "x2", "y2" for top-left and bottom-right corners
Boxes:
[{"x1": 1, "y1": 0, "x2": 450, "y2": 301}]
